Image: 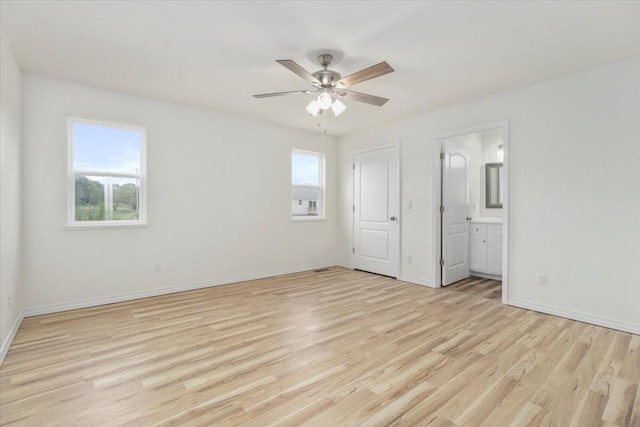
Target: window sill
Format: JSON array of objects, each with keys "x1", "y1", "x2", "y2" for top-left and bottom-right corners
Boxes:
[
  {"x1": 65, "y1": 221, "x2": 148, "y2": 230},
  {"x1": 291, "y1": 217, "x2": 326, "y2": 222}
]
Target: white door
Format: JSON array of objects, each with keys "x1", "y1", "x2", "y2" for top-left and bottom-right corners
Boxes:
[
  {"x1": 442, "y1": 141, "x2": 470, "y2": 285},
  {"x1": 353, "y1": 146, "x2": 399, "y2": 277}
]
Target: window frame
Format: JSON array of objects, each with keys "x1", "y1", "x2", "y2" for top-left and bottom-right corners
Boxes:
[
  {"x1": 66, "y1": 116, "x2": 147, "y2": 230},
  {"x1": 291, "y1": 149, "x2": 325, "y2": 222}
]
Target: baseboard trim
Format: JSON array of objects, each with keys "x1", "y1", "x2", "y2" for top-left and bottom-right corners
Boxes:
[
  {"x1": 470, "y1": 272, "x2": 502, "y2": 281},
  {"x1": 399, "y1": 275, "x2": 437, "y2": 288},
  {"x1": 1, "y1": 309, "x2": 24, "y2": 366},
  {"x1": 508, "y1": 298, "x2": 640, "y2": 335},
  {"x1": 335, "y1": 263, "x2": 353, "y2": 270},
  {"x1": 24, "y1": 263, "x2": 336, "y2": 317}
]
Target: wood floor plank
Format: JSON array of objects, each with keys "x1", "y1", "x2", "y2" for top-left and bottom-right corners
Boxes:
[{"x1": 1, "y1": 268, "x2": 637, "y2": 426}]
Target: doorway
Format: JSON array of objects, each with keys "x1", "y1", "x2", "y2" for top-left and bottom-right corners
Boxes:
[
  {"x1": 434, "y1": 121, "x2": 509, "y2": 304},
  {"x1": 352, "y1": 144, "x2": 400, "y2": 278}
]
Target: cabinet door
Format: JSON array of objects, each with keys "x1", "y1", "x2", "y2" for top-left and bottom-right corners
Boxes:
[
  {"x1": 469, "y1": 235, "x2": 488, "y2": 272},
  {"x1": 488, "y1": 236, "x2": 503, "y2": 275}
]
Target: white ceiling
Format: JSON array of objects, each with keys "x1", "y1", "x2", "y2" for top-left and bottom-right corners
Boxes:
[{"x1": 2, "y1": 1, "x2": 639, "y2": 136}]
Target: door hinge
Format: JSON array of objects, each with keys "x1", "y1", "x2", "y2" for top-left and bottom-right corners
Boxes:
[
  {"x1": 440, "y1": 152, "x2": 445, "y2": 160},
  {"x1": 352, "y1": 247, "x2": 355, "y2": 253},
  {"x1": 439, "y1": 259, "x2": 445, "y2": 266},
  {"x1": 440, "y1": 205, "x2": 445, "y2": 213},
  {"x1": 353, "y1": 164, "x2": 355, "y2": 170},
  {"x1": 353, "y1": 205, "x2": 355, "y2": 212}
]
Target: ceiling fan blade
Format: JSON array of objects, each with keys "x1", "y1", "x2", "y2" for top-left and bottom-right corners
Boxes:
[
  {"x1": 276, "y1": 60, "x2": 321, "y2": 85},
  {"x1": 253, "y1": 90, "x2": 315, "y2": 98},
  {"x1": 335, "y1": 62, "x2": 394, "y2": 89},
  {"x1": 337, "y1": 90, "x2": 389, "y2": 107}
]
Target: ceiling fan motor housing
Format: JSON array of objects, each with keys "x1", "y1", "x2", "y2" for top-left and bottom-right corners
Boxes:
[
  {"x1": 312, "y1": 53, "x2": 341, "y2": 88},
  {"x1": 312, "y1": 69, "x2": 342, "y2": 88}
]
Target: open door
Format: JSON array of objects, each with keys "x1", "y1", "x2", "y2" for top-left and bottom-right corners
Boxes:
[
  {"x1": 353, "y1": 145, "x2": 399, "y2": 278},
  {"x1": 435, "y1": 121, "x2": 509, "y2": 300},
  {"x1": 441, "y1": 140, "x2": 470, "y2": 286}
]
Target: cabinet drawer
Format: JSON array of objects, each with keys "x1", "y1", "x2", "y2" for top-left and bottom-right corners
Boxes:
[
  {"x1": 469, "y1": 224, "x2": 488, "y2": 236},
  {"x1": 489, "y1": 224, "x2": 503, "y2": 237}
]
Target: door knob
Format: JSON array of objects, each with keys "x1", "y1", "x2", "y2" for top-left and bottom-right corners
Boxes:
[
  {"x1": 390, "y1": 216, "x2": 397, "y2": 221},
  {"x1": 466, "y1": 217, "x2": 472, "y2": 221}
]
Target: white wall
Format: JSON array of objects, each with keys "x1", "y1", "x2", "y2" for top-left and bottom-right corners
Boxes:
[
  {"x1": 0, "y1": 30, "x2": 24, "y2": 361},
  {"x1": 22, "y1": 74, "x2": 338, "y2": 313},
  {"x1": 338, "y1": 58, "x2": 640, "y2": 333},
  {"x1": 465, "y1": 135, "x2": 482, "y2": 219}
]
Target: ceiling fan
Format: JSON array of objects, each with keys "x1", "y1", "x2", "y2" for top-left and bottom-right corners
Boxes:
[{"x1": 253, "y1": 54, "x2": 394, "y2": 117}]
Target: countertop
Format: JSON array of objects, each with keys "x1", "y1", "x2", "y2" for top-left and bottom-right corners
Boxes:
[{"x1": 469, "y1": 217, "x2": 503, "y2": 224}]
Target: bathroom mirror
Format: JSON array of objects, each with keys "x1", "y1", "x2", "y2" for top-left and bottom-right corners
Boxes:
[{"x1": 486, "y1": 162, "x2": 503, "y2": 208}]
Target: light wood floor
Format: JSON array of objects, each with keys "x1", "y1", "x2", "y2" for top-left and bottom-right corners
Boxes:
[
  {"x1": 1, "y1": 268, "x2": 638, "y2": 426},
  {"x1": 446, "y1": 276, "x2": 502, "y2": 301}
]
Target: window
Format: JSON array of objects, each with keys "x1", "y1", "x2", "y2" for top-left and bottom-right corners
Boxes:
[
  {"x1": 67, "y1": 117, "x2": 146, "y2": 228},
  {"x1": 292, "y1": 149, "x2": 325, "y2": 220}
]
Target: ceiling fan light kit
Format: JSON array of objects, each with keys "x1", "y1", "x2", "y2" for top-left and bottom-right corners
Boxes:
[
  {"x1": 305, "y1": 100, "x2": 321, "y2": 116},
  {"x1": 331, "y1": 99, "x2": 347, "y2": 116},
  {"x1": 317, "y1": 92, "x2": 333, "y2": 110},
  {"x1": 306, "y1": 96, "x2": 347, "y2": 118},
  {"x1": 254, "y1": 53, "x2": 394, "y2": 122}
]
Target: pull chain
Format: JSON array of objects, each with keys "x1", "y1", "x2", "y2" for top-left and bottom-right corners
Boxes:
[{"x1": 323, "y1": 109, "x2": 328, "y2": 134}]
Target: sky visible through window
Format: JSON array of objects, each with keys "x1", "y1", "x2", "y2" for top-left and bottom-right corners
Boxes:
[
  {"x1": 73, "y1": 122, "x2": 141, "y2": 174},
  {"x1": 292, "y1": 152, "x2": 321, "y2": 186}
]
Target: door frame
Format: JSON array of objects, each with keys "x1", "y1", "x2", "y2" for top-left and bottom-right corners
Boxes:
[
  {"x1": 352, "y1": 142, "x2": 401, "y2": 278},
  {"x1": 433, "y1": 121, "x2": 509, "y2": 304}
]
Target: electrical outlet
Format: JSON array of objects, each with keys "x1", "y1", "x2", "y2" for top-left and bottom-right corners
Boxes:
[
  {"x1": 8, "y1": 294, "x2": 13, "y2": 309},
  {"x1": 155, "y1": 263, "x2": 161, "y2": 273},
  {"x1": 407, "y1": 200, "x2": 413, "y2": 209},
  {"x1": 328, "y1": 246, "x2": 333, "y2": 253},
  {"x1": 537, "y1": 274, "x2": 548, "y2": 286},
  {"x1": 407, "y1": 255, "x2": 413, "y2": 264}
]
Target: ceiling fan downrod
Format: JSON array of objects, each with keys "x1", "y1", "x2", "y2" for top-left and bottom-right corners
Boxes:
[{"x1": 318, "y1": 54, "x2": 333, "y2": 69}]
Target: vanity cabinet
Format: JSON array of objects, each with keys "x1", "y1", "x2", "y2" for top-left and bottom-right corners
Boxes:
[{"x1": 469, "y1": 221, "x2": 502, "y2": 278}]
